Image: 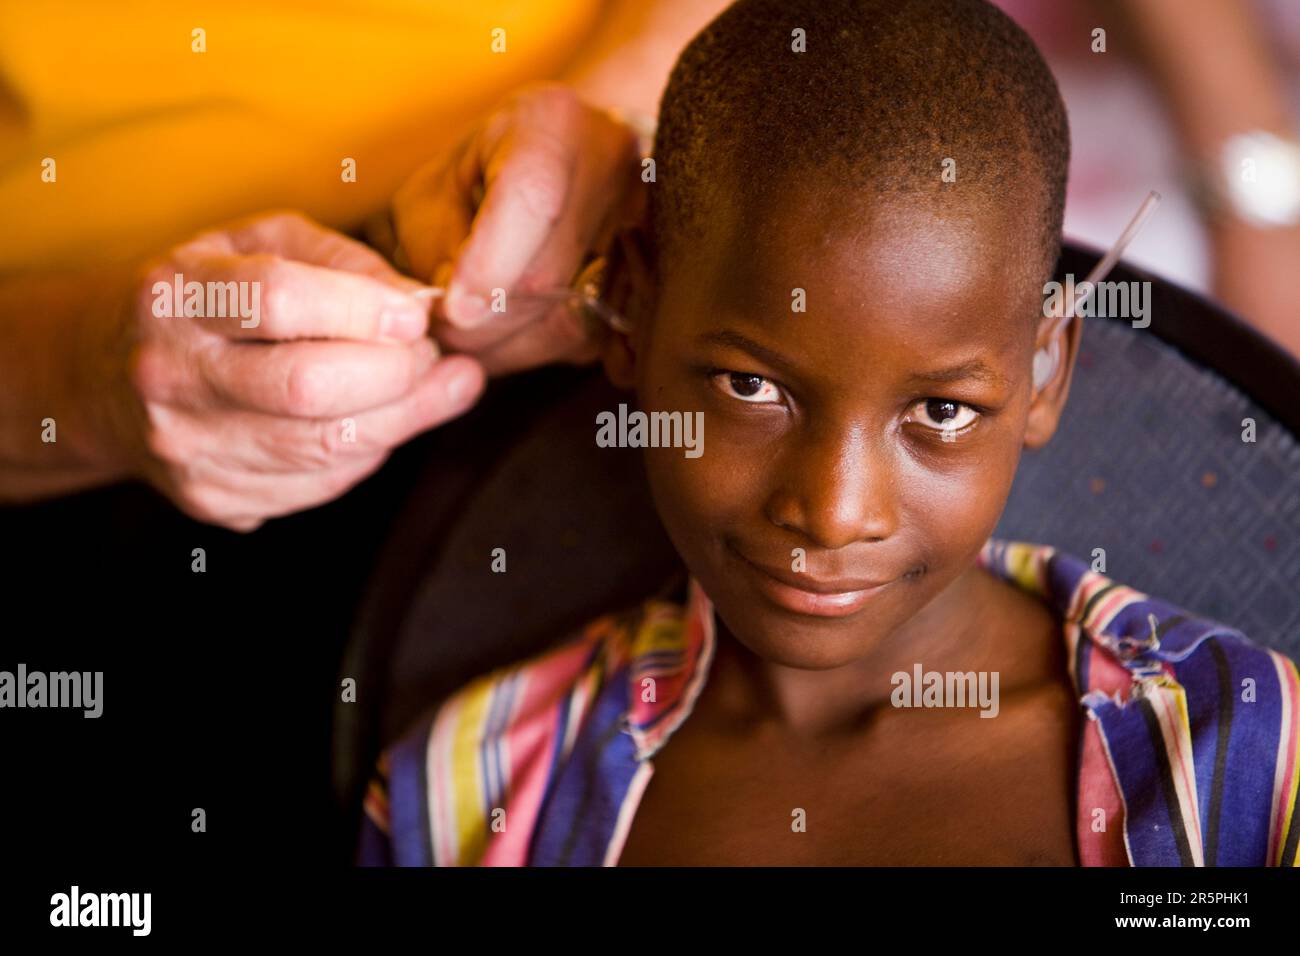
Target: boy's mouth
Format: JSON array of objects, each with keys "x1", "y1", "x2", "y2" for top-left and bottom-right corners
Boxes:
[{"x1": 728, "y1": 543, "x2": 897, "y2": 618}]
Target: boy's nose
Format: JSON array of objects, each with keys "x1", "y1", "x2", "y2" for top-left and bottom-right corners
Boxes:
[{"x1": 762, "y1": 426, "x2": 899, "y2": 551}]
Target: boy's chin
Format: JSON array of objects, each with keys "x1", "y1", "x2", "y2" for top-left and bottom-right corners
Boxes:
[{"x1": 714, "y1": 605, "x2": 889, "y2": 672}]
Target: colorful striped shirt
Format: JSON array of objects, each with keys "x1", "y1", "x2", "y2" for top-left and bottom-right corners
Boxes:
[{"x1": 356, "y1": 538, "x2": 1300, "y2": 866}]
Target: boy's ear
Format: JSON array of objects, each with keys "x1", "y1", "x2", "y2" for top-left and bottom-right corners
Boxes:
[
  {"x1": 1023, "y1": 314, "x2": 1082, "y2": 450},
  {"x1": 599, "y1": 225, "x2": 655, "y2": 390}
]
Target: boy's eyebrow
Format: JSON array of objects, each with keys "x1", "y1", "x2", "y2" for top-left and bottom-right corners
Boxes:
[
  {"x1": 908, "y1": 359, "x2": 1009, "y2": 388},
  {"x1": 696, "y1": 330, "x2": 797, "y2": 373},
  {"x1": 698, "y1": 330, "x2": 1008, "y2": 388}
]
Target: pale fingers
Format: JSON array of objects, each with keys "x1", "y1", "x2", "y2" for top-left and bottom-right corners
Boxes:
[
  {"x1": 163, "y1": 250, "x2": 429, "y2": 343},
  {"x1": 197, "y1": 337, "x2": 438, "y2": 418},
  {"x1": 170, "y1": 452, "x2": 392, "y2": 531},
  {"x1": 178, "y1": 354, "x2": 486, "y2": 474}
]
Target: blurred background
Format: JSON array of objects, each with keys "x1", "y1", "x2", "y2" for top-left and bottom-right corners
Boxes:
[
  {"x1": 2, "y1": 1, "x2": 1296, "y2": 352},
  {"x1": 995, "y1": 0, "x2": 1300, "y2": 355}
]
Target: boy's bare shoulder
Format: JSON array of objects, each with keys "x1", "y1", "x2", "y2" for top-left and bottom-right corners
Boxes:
[{"x1": 969, "y1": 561, "x2": 1071, "y2": 693}]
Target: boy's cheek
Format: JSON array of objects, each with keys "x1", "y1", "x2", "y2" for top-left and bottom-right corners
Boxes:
[
  {"x1": 642, "y1": 443, "x2": 742, "y2": 524},
  {"x1": 887, "y1": 458, "x2": 1012, "y2": 562},
  {"x1": 643, "y1": 448, "x2": 770, "y2": 583}
]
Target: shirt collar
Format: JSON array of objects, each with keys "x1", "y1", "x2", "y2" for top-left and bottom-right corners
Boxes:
[
  {"x1": 623, "y1": 578, "x2": 716, "y2": 761},
  {"x1": 975, "y1": 537, "x2": 1237, "y2": 666}
]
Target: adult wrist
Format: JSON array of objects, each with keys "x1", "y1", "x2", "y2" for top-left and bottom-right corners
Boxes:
[
  {"x1": 37, "y1": 268, "x2": 146, "y2": 485},
  {"x1": 0, "y1": 278, "x2": 139, "y2": 501}
]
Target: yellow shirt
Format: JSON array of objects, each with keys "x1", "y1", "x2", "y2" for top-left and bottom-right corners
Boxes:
[{"x1": 0, "y1": 1, "x2": 601, "y2": 272}]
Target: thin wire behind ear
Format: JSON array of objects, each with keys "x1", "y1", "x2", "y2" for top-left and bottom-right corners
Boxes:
[
  {"x1": 573, "y1": 257, "x2": 629, "y2": 333},
  {"x1": 583, "y1": 227, "x2": 652, "y2": 335},
  {"x1": 1049, "y1": 190, "x2": 1162, "y2": 337},
  {"x1": 1033, "y1": 190, "x2": 1162, "y2": 393}
]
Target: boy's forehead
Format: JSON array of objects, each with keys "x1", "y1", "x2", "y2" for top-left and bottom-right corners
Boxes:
[{"x1": 674, "y1": 186, "x2": 1041, "y2": 331}]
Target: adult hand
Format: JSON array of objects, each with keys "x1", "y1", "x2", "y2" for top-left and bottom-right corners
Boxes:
[
  {"x1": 120, "y1": 210, "x2": 486, "y2": 531},
  {"x1": 390, "y1": 82, "x2": 645, "y2": 376}
]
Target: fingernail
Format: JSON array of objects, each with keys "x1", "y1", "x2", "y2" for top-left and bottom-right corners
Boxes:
[
  {"x1": 446, "y1": 365, "x2": 481, "y2": 407},
  {"x1": 380, "y1": 307, "x2": 427, "y2": 340},
  {"x1": 445, "y1": 286, "x2": 490, "y2": 326}
]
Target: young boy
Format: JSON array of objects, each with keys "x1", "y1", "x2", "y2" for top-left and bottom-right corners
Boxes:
[{"x1": 358, "y1": 0, "x2": 1300, "y2": 866}]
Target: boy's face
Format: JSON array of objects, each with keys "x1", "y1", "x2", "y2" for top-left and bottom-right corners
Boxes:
[{"x1": 613, "y1": 184, "x2": 1078, "y2": 671}]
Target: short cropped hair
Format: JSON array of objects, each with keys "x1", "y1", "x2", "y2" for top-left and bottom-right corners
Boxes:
[{"x1": 650, "y1": 0, "x2": 1070, "y2": 288}]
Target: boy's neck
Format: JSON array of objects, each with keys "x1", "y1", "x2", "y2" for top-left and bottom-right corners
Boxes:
[{"x1": 707, "y1": 561, "x2": 1054, "y2": 739}]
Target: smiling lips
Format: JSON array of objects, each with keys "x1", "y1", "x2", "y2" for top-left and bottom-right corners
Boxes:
[{"x1": 733, "y1": 548, "x2": 896, "y2": 618}]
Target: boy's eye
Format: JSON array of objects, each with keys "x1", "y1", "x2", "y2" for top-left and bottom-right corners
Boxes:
[
  {"x1": 711, "y1": 371, "x2": 782, "y2": 404},
  {"x1": 905, "y1": 398, "x2": 981, "y2": 435}
]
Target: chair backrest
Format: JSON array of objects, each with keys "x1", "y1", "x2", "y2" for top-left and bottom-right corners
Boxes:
[
  {"x1": 332, "y1": 241, "x2": 1300, "y2": 854},
  {"x1": 332, "y1": 364, "x2": 677, "y2": 842},
  {"x1": 996, "y1": 244, "x2": 1300, "y2": 650}
]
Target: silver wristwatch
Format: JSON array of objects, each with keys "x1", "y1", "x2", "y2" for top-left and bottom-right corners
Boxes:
[{"x1": 1195, "y1": 130, "x2": 1300, "y2": 228}]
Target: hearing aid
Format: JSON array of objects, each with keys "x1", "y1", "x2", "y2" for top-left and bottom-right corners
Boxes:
[{"x1": 1032, "y1": 337, "x2": 1060, "y2": 390}]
